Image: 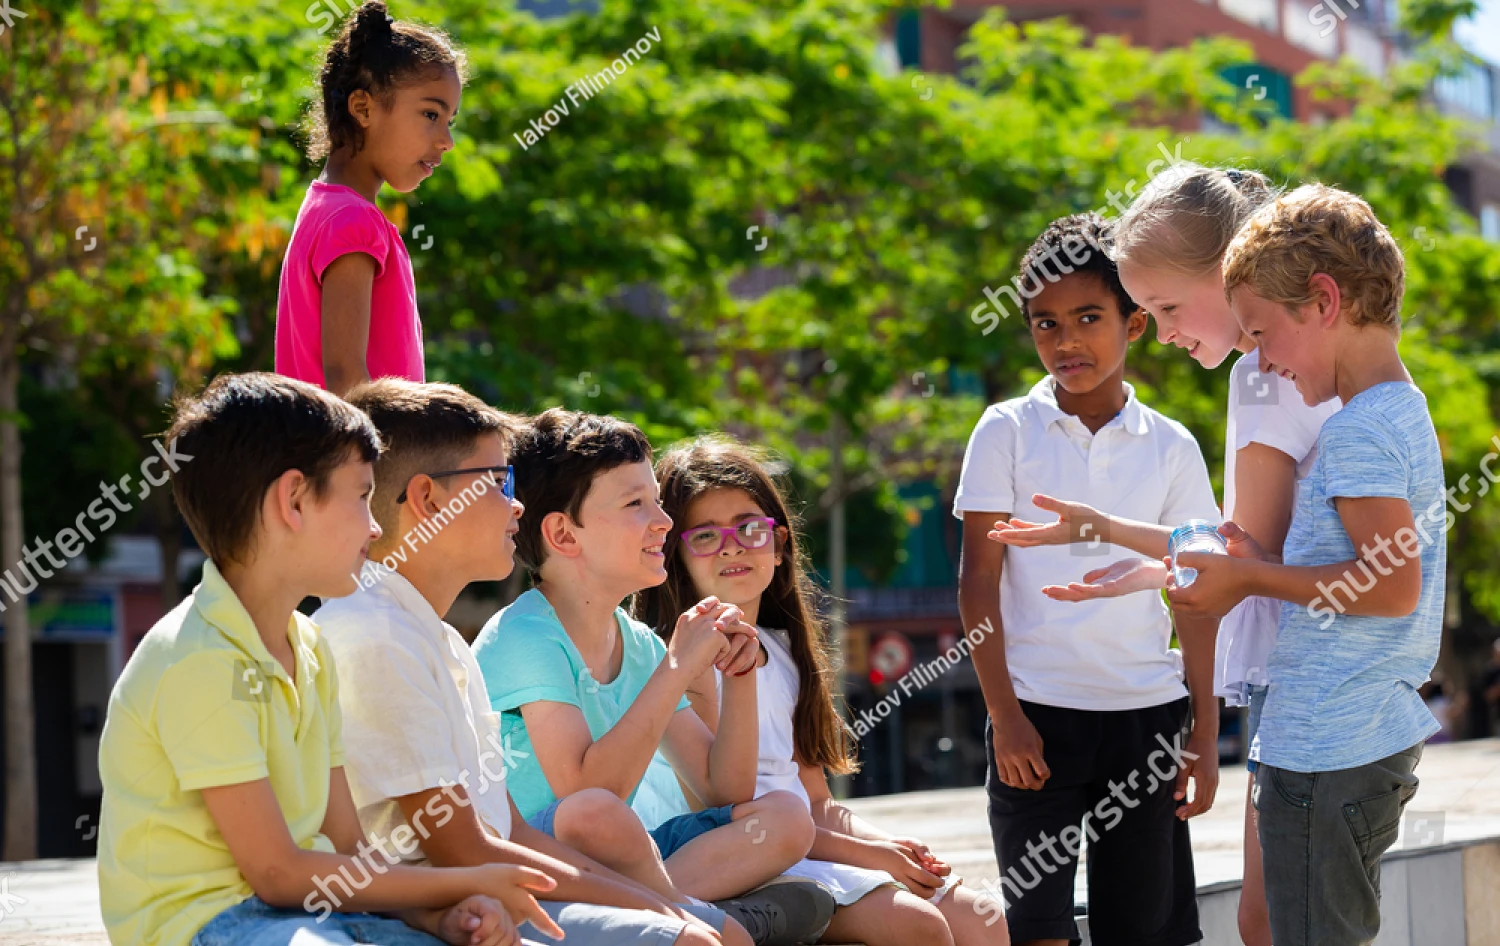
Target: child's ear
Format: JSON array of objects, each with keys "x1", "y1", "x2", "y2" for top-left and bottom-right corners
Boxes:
[
  {"x1": 270, "y1": 469, "x2": 311, "y2": 534},
  {"x1": 773, "y1": 525, "x2": 789, "y2": 566},
  {"x1": 347, "y1": 89, "x2": 375, "y2": 130},
  {"x1": 1308, "y1": 272, "x2": 1343, "y2": 328},
  {"x1": 540, "y1": 510, "x2": 581, "y2": 559},
  {"x1": 1125, "y1": 305, "x2": 1149, "y2": 342}
]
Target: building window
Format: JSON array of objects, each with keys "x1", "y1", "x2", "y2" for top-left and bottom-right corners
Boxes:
[
  {"x1": 1220, "y1": 0, "x2": 1279, "y2": 32},
  {"x1": 895, "y1": 10, "x2": 921, "y2": 70},
  {"x1": 1483, "y1": 205, "x2": 1500, "y2": 243},
  {"x1": 1343, "y1": 23, "x2": 1385, "y2": 77},
  {"x1": 1223, "y1": 63, "x2": 1295, "y2": 119},
  {"x1": 1434, "y1": 59, "x2": 1495, "y2": 121},
  {"x1": 1284, "y1": 0, "x2": 1342, "y2": 58}
]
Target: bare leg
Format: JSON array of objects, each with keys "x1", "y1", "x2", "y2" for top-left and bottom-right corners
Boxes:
[
  {"x1": 550, "y1": 787, "x2": 682, "y2": 901},
  {"x1": 818, "y1": 886, "x2": 953, "y2": 946},
  {"x1": 1238, "y1": 777, "x2": 1272, "y2": 946},
  {"x1": 937, "y1": 884, "x2": 1012, "y2": 946},
  {"x1": 664, "y1": 791, "x2": 814, "y2": 901}
]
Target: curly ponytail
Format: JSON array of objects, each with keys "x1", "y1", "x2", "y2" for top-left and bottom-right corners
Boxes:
[{"x1": 304, "y1": 0, "x2": 467, "y2": 161}]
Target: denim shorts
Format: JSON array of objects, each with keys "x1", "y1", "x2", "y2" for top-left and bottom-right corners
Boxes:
[
  {"x1": 192, "y1": 895, "x2": 448, "y2": 946},
  {"x1": 526, "y1": 797, "x2": 566, "y2": 837},
  {"x1": 527, "y1": 797, "x2": 735, "y2": 860},
  {"x1": 648, "y1": 804, "x2": 736, "y2": 858},
  {"x1": 1246, "y1": 684, "x2": 1269, "y2": 774}
]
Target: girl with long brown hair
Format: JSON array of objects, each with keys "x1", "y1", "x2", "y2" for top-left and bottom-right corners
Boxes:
[{"x1": 637, "y1": 436, "x2": 1008, "y2": 946}]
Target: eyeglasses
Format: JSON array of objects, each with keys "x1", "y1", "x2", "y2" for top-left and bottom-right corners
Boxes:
[
  {"x1": 397, "y1": 465, "x2": 514, "y2": 504},
  {"x1": 680, "y1": 516, "x2": 778, "y2": 557}
]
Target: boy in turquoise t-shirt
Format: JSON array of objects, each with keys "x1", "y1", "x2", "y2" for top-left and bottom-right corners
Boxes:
[{"x1": 473, "y1": 409, "x2": 835, "y2": 946}]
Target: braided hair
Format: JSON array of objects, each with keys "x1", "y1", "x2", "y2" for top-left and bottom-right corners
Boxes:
[{"x1": 304, "y1": 1, "x2": 467, "y2": 161}]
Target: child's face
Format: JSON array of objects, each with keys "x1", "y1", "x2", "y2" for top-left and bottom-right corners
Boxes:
[
  {"x1": 361, "y1": 67, "x2": 462, "y2": 194},
  {"x1": 571, "y1": 460, "x2": 674, "y2": 593},
  {"x1": 1118, "y1": 261, "x2": 1244, "y2": 369},
  {"x1": 676, "y1": 488, "x2": 780, "y2": 614},
  {"x1": 300, "y1": 455, "x2": 382, "y2": 597},
  {"x1": 424, "y1": 433, "x2": 524, "y2": 582},
  {"x1": 1026, "y1": 274, "x2": 1147, "y2": 395},
  {"x1": 1229, "y1": 286, "x2": 1335, "y2": 406}
]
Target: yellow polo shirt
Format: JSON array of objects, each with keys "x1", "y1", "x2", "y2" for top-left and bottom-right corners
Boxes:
[{"x1": 97, "y1": 561, "x2": 344, "y2": 946}]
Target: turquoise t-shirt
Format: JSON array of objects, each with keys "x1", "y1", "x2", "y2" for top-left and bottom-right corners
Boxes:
[{"x1": 471, "y1": 588, "x2": 690, "y2": 821}]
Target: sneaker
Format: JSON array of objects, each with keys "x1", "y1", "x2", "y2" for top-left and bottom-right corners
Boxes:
[{"x1": 713, "y1": 877, "x2": 836, "y2": 946}]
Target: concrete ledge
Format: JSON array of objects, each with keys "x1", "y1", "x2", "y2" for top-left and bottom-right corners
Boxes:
[{"x1": 1075, "y1": 836, "x2": 1500, "y2": 946}]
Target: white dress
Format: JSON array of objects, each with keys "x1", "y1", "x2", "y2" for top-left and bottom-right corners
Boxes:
[{"x1": 738, "y1": 628, "x2": 959, "y2": 907}]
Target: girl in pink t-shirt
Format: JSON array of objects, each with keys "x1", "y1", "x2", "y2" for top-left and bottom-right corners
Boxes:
[{"x1": 275, "y1": 0, "x2": 467, "y2": 394}]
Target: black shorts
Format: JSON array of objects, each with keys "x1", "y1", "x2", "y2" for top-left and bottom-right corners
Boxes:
[{"x1": 984, "y1": 698, "x2": 1201, "y2": 946}]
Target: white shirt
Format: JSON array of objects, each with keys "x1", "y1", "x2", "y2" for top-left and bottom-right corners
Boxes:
[
  {"x1": 315, "y1": 563, "x2": 513, "y2": 864},
  {"x1": 952, "y1": 376, "x2": 1221, "y2": 711},
  {"x1": 1216, "y1": 352, "x2": 1340, "y2": 704},
  {"x1": 713, "y1": 628, "x2": 810, "y2": 808}
]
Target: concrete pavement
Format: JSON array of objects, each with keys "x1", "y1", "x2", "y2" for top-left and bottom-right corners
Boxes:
[{"x1": 2, "y1": 738, "x2": 1497, "y2": 945}]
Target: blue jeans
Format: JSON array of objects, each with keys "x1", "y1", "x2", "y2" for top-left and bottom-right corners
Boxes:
[{"x1": 191, "y1": 896, "x2": 449, "y2": 946}]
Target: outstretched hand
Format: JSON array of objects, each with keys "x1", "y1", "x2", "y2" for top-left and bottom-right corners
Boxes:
[
  {"x1": 1042, "y1": 557, "x2": 1168, "y2": 601},
  {"x1": 987, "y1": 494, "x2": 1104, "y2": 549}
]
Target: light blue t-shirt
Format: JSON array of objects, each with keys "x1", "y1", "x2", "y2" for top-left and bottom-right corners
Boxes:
[
  {"x1": 471, "y1": 588, "x2": 690, "y2": 821},
  {"x1": 1253, "y1": 382, "x2": 1446, "y2": 773}
]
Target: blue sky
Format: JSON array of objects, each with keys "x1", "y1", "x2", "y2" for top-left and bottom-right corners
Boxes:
[{"x1": 1454, "y1": 0, "x2": 1500, "y2": 64}]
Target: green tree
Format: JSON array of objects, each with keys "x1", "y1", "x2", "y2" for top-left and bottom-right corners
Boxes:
[{"x1": 0, "y1": 0, "x2": 234, "y2": 856}]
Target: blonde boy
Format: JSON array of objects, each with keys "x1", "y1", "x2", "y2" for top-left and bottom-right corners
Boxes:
[{"x1": 1166, "y1": 185, "x2": 1445, "y2": 946}]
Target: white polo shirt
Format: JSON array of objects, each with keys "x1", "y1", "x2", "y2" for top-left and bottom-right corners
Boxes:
[
  {"x1": 315, "y1": 563, "x2": 513, "y2": 864},
  {"x1": 953, "y1": 376, "x2": 1221, "y2": 711}
]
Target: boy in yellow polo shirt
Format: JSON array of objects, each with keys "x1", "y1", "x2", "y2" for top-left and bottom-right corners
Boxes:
[{"x1": 97, "y1": 372, "x2": 566, "y2": 946}]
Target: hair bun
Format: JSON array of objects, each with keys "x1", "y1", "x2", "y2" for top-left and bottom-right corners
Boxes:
[{"x1": 352, "y1": 1, "x2": 394, "y2": 41}]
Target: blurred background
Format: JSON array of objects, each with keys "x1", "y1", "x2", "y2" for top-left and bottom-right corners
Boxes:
[{"x1": 2, "y1": 0, "x2": 1499, "y2": 864}]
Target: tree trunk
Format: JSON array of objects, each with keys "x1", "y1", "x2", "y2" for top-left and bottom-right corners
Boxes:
[{"x1": 1, "y1": 337, "x2": 38, "y2": 860}]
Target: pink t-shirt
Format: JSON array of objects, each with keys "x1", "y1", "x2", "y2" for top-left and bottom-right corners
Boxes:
[{"x1": 275, "y1": 181, "x2": 424, "y2": 387}]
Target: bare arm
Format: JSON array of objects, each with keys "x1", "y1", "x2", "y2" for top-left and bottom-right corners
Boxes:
[
  {"x1": 522, "y1": 601, "x2": 735, "y2": 804},
  {"x1": 200, "y1": 776, "x2": 560, "y2": 938},
  {"x1": 959, "y1": 511, "x2": 1051, "y2": 791},
  {"x1": 1227, "y1": 442, "x2": 1298, "y2": 563},
  {"x1": 988, "y1": 494, "x2": 1173, "y2": 559},
  {"x1": 661, "y1": 680, "x2": 757, "y2": 808},
  {"x1": 320, "y1": 253, "x2": 377, "y2": 396},
  {"x1": 1170, "y1": 612, "x2": 1220, "y2": 819},
  {"x1": 1168, "y1": 497, "x2": 1424, "y2": 619},
  {"x1": 797, "y1": 763, "x2": 942, "y2": 896},
  {"x1": 393, "y1": 786, "x2": 676, "y2": 916}
]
